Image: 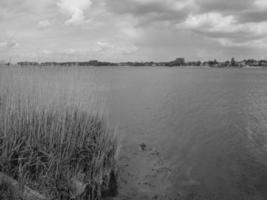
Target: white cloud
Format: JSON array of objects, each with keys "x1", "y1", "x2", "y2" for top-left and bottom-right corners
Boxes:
[
  {"x1": 184, "y1": 12, "x2": 236, "y2": 32},
  {"x1": 121, "y1": 26, "x2": 139, "y2": 39},
  {"x1": 173, "y1": 0, "x2": 196, "y2": 10},
  {"x1": 42, "y1": 49, "x2": 53, "y2": 54},
  {"x1": 216, "y1": 38, "x2": 267, "y2": 48},
  {"x1": 183, "y1": 12, "x2": 267, "y2": 47},
  {"x1": 57, "y1": 0, "x2": 92, "y2": 25},
  {"x1": 184, "y1": 12, "x2": 267, "y2": 36},
  {"x1": 96, "y1": 41, "x2": 138, "y2": 56},
  {"x1": 115, "y1": 16, "x2": 140, "y2": 39},
  {"x1": 37, "y1": 20, "x2": 51, "y2": 28},
  {"x1": 254, "y1": 0, "x2": 267, "y2": 9},
  {"x1": 97, "y1": 41, "x2": 110, "y2": 47}
]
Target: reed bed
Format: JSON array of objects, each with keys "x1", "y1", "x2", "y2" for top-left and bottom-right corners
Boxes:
[{"x1": 0, "y1": 65, "x2": 118, "y2": 200}]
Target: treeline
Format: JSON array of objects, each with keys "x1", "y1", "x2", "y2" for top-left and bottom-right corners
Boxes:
[{"x1": 14, "y1": 58, "x2": 267, "y2": 67}]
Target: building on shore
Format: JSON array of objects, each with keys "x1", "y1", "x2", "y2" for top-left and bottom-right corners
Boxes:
[{"x1": 166, "y1": 58, "x2": 185, "y2": 66}]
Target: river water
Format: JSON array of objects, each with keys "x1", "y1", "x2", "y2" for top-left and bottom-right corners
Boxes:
[{"x1": 89, "y1": 67, "x2": 267, "y2": 200}]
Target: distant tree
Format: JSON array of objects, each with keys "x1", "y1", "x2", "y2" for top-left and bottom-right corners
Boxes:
[
  {"x1": 225, "y1": 61, "x2": 230, "y2": 66},
  {"x1": 231, "y1": 58, "x2": 236, "y2": 66}
]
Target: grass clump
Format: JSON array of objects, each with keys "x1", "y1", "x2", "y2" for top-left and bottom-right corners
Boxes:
[
  {"x1": 0, "y1": 67, "x2": 118, "y2": 200},
  {"x1": 0, "y1": 101, "x2": 118, "y2": 200}
]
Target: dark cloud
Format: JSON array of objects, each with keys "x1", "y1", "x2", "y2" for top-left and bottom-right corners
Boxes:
[
  {"x1": 0, "y1": 1, "x2": 30, "y2": 15},
  {"x1": 104, "y1": 0, "x2": 189, "y2": 25},
  {"x1": 195, "y1": 0, "x2": 253, "y2": 13},
  {"x1": 237, "y1": 9, "x2": 267, "y2": 23},
  {"x1": 0, "y1": 40, "x2": 18, "y2": 52},
  {"x1": 195, "y1": 29, "x2": 265, "y2": 44},
  {"x1": 106, "y1": 0, "x2": 168, "y2": 15}
]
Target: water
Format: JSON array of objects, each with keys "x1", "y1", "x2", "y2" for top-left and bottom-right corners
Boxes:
[
  {"x1": 90, "y1": 67, "x2": 267, "y2": 200},
  {"x1": 3, "y1": 66, "x2": 267, "y2": 199}
]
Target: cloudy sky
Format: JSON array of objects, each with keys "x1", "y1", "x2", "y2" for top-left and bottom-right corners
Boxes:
[{"x1": 1, "y1": 0, "x2": 267, "y2": 62}]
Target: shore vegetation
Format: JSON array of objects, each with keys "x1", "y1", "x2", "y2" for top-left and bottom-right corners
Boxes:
[{"x1": 0, "y1": 65, "x2": 118, "y2": 200}]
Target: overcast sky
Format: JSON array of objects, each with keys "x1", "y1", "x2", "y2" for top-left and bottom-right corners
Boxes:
[{"x1": 1, "y1": 0, "x2": 267, "y2": 62}]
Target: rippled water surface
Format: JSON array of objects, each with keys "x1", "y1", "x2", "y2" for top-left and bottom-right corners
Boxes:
[{"x1": 90, "y1": 67, "x2": 267, "y2": 200}]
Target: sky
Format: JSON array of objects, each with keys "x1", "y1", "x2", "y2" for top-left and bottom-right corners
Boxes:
[{"x1": 1, "y1": 0, "x2": 267, "y2": 62}]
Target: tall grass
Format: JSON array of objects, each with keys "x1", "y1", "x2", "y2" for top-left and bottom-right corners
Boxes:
[{"x1": 0, "y1": 65, "x2": 118, "y2": 199}]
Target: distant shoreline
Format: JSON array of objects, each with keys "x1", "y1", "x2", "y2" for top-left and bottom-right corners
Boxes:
[
  {"x1": 2, "y1": 64, "x2": 267, "y2": 69},
  {"x1": 4, "y1": 58, "x2": 267, "y2": 68}
]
